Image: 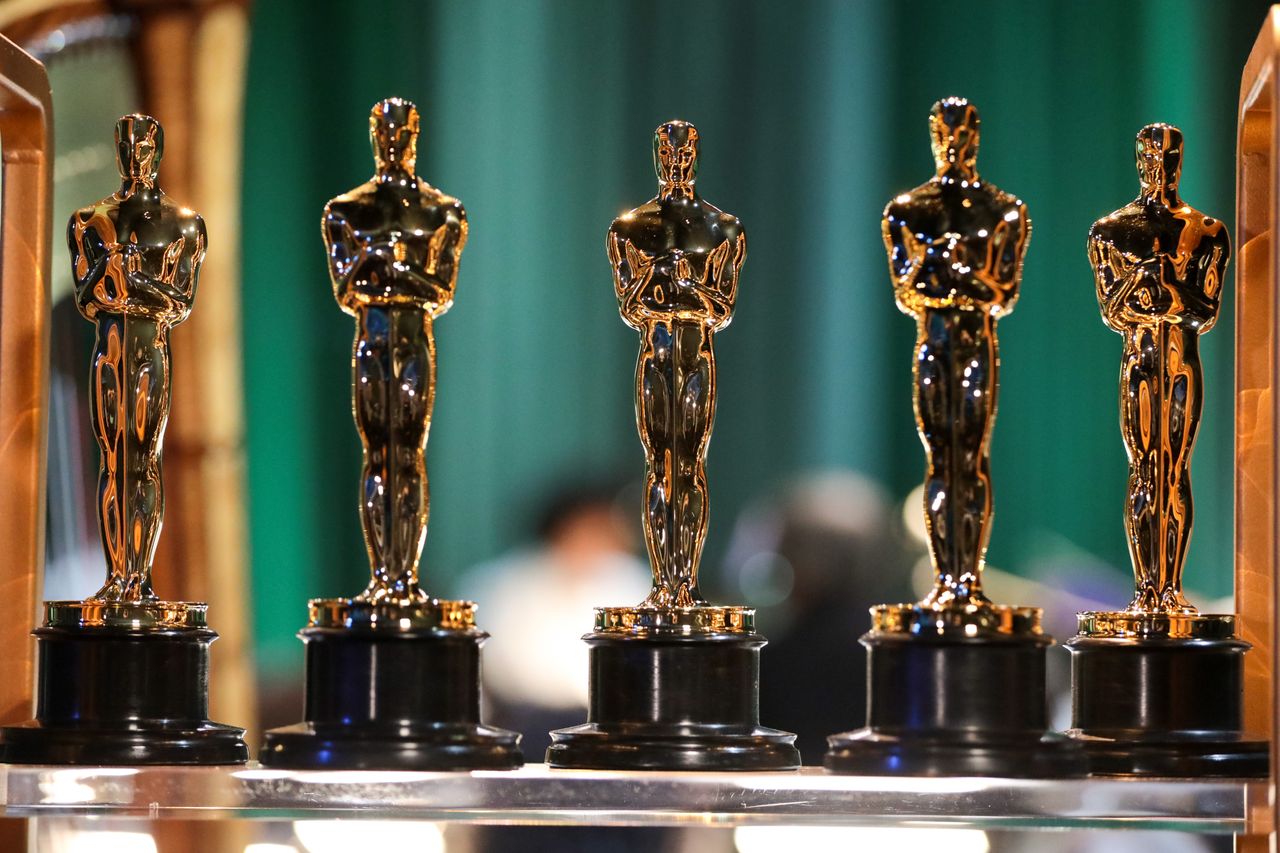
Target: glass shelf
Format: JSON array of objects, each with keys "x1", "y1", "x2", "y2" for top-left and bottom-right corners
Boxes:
[{"x1": 0, "y1": 763, "x2": 1259, "y2": 832}]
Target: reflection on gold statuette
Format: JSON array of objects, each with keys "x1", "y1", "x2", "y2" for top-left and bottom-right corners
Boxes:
[
  {"x1": 1081, "y1": 124, "x2": 1232, "y2": 640},
  {"x1": 877, "y1": 97, "x2": 1036, "y2": 635},
  {"x1": 599, "y1": 120, "x2": 749, "y2": 634},
  {"x1": 55, "y1": 114, "x2": 206, "y2": 629},
  {"x1": 314, "y1": 97, "x2": 473, "y2": 630}
]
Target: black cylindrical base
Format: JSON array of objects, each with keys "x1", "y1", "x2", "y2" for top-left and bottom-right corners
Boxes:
[
  {"x1": 259, "y1": 626, "x2": 522, "y2": 770},
  {"x1": 547, "y1": 632, "x2": 800, "y2": 771},
  {"x1": 825, "y1": 632, "x2": 1085, "y2": 777},
  {"x1": 0, "y1": 625, "x2": 247, "y2": 765},
  {"x1": 1065, "y1": 635, "x2": 1268, "y2": 777}
]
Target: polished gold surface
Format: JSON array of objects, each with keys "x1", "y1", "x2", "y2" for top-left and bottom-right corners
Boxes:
[
  {"x1": 62, "y1": 114, "x2": 206, "y2": 629},
  {"x1": 872, "y1": 602, "x2": 1041, "y2": 637},
  {"x1": 307, "y1": 596, "x2": 476, "y2": 632},
  {"x1": 594, "y1": 604, "x2": 753, "y2": 635},
  {"x1": 1080, "y1": 124, "x2": 1231, "y2": 639},
  {"x1": 1075, "y1": 611, "x2": 1235, "y2": 641},
  {"x1": 1236, "y1": 14, "x2": 1280, "y2": 830},
  {"x1": 0, "y1": 33, "x2": 52, "y2": 738},
  {"x1": 603, "y1": 120, "x2": 750, "y2": 634},
  {"x1": 43, "y1": 599, "x2": 207, "y2": 630},
  {"x1": 318, "y1": 98, "x2": 469, "y2": 629},
  {"x1": 878, "y1": 98, "x2": 1034, "y2": 636}
]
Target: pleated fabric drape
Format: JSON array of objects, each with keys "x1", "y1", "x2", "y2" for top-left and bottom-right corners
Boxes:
[{"x1": 241, "y1": 0, "x2": 1271, "y2": 675}]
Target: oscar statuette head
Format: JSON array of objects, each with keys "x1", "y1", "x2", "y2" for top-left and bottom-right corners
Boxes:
[
  {"x1": 115, "y1": 113, "x2": 163, "y2": 188},
  {"x1": 653, "y1": 119, "x2": 699, "y2": 196},
  {"x1": 370, "y1": 97, "x2": 420, "y2": 177},
  {"x1": 1136, "y1": 123, "x2": 1184, "y2": 201},
  {"x1": 929, "y1": 97, "x2": 980, "y2": 180}
]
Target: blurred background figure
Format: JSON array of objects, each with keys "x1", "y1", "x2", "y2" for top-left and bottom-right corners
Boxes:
[
  {"x1": 467, "y1": 478, "x2": 651, "y2": 761},
  {"x1": 464, "y1": 477, "x2": 674, "y2": 851},
  {"x1": 724, "y1": 471, "x2": 918, "y2": 763}
]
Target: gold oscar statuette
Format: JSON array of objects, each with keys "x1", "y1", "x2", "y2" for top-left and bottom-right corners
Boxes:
[
  {"x1": 547, "y1": 120, "x2": 797, "y2": 771},
  {"x1": 876, "y1": 97, "x2": 1037, "y2": 637},
  {"x1": 55, "y1": 114, "x2": 207, "y2": 630},
  {"x1": 596, "y1": 119, "x2": 750, "y2": 635},
  {"x1": 1062, "y1": 123, "x2": 1266, "y2": 778},
  {"x1": 1080, "y1": 123, "x2": 1232, "y2": 640},
  {"x1": 310, "y1": 97, "x2": 473, "y2": 631},
  {"x1": 259, "y1": 99, "x2": 520, "y2": 771},
  {"x1": 825, "y1": 99, "x2": 1080, "y2": 778}
]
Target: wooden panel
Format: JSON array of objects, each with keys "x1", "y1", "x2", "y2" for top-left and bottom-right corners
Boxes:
[
  {"x1": 1238, "y1": 7, "x2": 1280, "y2": 847},
  {"x1": 0, "y1": 31, "x2": 53, "y2": 853}
]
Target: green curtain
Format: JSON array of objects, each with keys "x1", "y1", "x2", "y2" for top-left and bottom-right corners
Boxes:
[{"x1": 242, "y1": 0, "x2": 1272, "y2": 674}]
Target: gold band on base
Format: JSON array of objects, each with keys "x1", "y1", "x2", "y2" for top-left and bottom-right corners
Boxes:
[
  {"x1": 871, "y1": 602, "x2": 1042, "y2": 638},
  {"x1": 307, "y1": 597, "x2": 477, "y2": 631},
  {"x1": 43, "y1": 600, "x2": 208, "y2": 630},
  {"x1": 593, "y1": 605, "x2": 754, "y2": 635},
  {"x1": 1076, "y1": 611, "x2": 1236, "y2": 640}
]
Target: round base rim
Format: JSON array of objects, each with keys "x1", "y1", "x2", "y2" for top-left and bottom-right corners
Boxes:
[
  {"x1": 871, "y1": 601, "x2": 1044, "y2": 639},
  {"x1": 0, "y1": 719, "x2": 247, "y2": 765},
  {"x1": 1065, "y1": 730, "x2": 1269, "y2": 777},
  {"x1": 307, "y1": 597, "x2": 478, "y2": 632},
  {"x1": 1075, "y1": 611, "x2": 1237, "y2": 641},
  {"x1": 259, "y1": 721, "x2": 523, "y2": 771},
  {"x1": 824, "y1": 728, "x2": 1087, "y2": 778},
  {"x1": 593, "y1": 605, "x2": 756, "y2": 636},
  {"x1": 43, "y1": 600, "x2": 208, "y2": 630},
  {"x1": 546, "y1": 723, "x2": 800, "y2": 771}
]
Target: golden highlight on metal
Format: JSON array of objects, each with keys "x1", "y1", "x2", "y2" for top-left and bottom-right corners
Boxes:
[
  {"x1": 603, "y1": 119, "x2": 750, "y2": 634},
  {"x1": 879, "y1": 98, "x2": 1035, "y2": 635},
  {"x1": 52, "y1": 114, "x2": 206, "y2": 630},
  {"x1": 594, "y1": 603, "x2": 753, "y2": 635},
  {"x1": 308, "y1": 597, "x2": 476, "y2": 632},
  {"x1": 1081, "y1": 123, "x2": 1231, "y2": 640},
  {"x1": 315, "y1": 98, "x2": 470, "y2": 630},
  {"x1": 871, "y1": 602, "x2": 1040, "y2": 637}
]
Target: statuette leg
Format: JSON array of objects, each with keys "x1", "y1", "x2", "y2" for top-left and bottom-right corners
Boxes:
[
  {"x1": 638, "y1": 318, "x2": 712, "y2": 609},
  {"x1": 916, "y1": 308, "x2": 994, "y2": 608},
  {"x1": 353, "y1": 305, "x2": 433, "y2": 604},
  {"x1": 91, "y1": 316, "x2": 167, "y2": 602}
]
